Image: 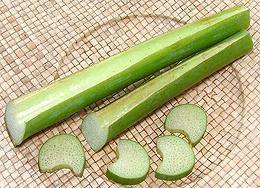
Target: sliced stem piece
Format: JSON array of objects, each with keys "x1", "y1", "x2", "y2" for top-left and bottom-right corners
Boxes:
[
  {"x1": 5, "y1": 6, "x2": 250, "y2": 146},
  {"x1": 155, "y1": 135, "x2": 195, "y2": 181},
  {"x1": 38, "y1": 134, "x2": 86, "y2": 177},
  {"x1": 165, "y1": 104, "x2": 207, "y2": 146},
  {"x1": 81, "y1": 31, "x2": 253, "y2": 151},
  {"x1": 106, "y1": 139, "x2": 150, "y2": 185}
]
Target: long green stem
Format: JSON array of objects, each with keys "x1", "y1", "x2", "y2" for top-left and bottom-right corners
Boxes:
[
  {"x1": 81, "y1": 31, "x2": 253, "y2": 151},
  {"x1": 6, "y1": 6, "x2": 250, "y2": 146}
]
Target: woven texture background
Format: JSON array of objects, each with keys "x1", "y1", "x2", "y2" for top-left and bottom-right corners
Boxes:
[{"x1": 0, "y1": 0, "x2": 259, "y2": 187}]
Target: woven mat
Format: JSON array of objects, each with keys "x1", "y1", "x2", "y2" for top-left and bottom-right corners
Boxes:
[{"x1": 0, "y1": 0, "x2": 259, "y2": 187}]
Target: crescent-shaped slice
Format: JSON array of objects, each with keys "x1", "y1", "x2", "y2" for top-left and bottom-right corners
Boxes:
[
  {"x1": 165, "y1": 104, "x2": 207, "y2": 146},
  {"x1": 38, "y1": 134, "x2": 86, "y2": 177},
  {"x1": 106, "y1": 140, "x2": 150, "y2": 185},
  {"x1": 155, "y1": 135, "x2": 195, "y2": 181}
]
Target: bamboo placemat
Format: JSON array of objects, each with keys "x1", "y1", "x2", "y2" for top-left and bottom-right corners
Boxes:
[{"x1": 0, "y1": 0, "x2": 259, "y2": 187}]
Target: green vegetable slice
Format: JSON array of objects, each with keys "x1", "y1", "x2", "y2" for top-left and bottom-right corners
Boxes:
[
  {"x1": 106, "y1": 139, "x2": 150, "y2": 185},
  {"x1": 38, "y1": 134, "x2": 86, "y2": 177},
  {"x1": 81, "y1": 31, "x2": 253, "y2": 151},
  {"x1": 5, "y1": 6, "x2": 250, "y2": 146},
  {"x1": 165, "y1": 104, "x2": 207, "y2": 146},
  {"x1": 155, "y1": 135, "x2": 195, "y2": 181}
]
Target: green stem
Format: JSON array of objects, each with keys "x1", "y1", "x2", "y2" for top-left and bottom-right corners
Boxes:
[
  {"x1": 82, "y1": 31, "x2": 253, "y2": 151},
  {"x1": 6, "y1": 6, "x2": 250, "y2": 146}
]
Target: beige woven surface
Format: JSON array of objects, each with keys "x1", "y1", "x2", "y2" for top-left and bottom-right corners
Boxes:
[{"x1": 0, "y1": 0, "x2": 259, "y2": 187}]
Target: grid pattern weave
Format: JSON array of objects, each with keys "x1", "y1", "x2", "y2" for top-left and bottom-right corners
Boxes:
[{"x1": 0, "y1": 0, "x2": 259, "y2": 187}]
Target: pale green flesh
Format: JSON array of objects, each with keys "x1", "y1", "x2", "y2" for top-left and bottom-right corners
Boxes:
[
  {"x1": 165, "y1": 104, "x2": 207, "y2": 146},
  {"x1": 38, "y1": 134, "x2": 86, "y2": 177},
  {"x1": 81, "y1": 113, "x2": 108, "y2": 152},
  {"x1": 5, "y1": 6, "x2": 250, "y2": 146},
  {"x1": 106, "y1": 139, "x2": 150, "y2": 185},
  {"x1": 155, "y1": 135, "x2": 195, "y2": 181},
  {"x1": 82, "y1": 31, "x2": 253, "y2": 151}
]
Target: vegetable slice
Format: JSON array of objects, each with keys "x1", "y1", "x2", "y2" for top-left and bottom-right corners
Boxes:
[
  {"x1": 165, "y1": 104, "x2": 207, "y2": 146},
  {"x1": 106, "y1": 139, "x2": 150, "y2": 185},
  {"x1": 81, "y1": 31, "x2": 253, "y2": 151},
  {"x1": 155, "y1": 135, "x2": 195, "y2": 181},
  {"x1": 5, "y1": 6, "x2": 250, "y2": 146},
  {"x1": 38, "y1": 134, "x2": 86, "y2": 177}
]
